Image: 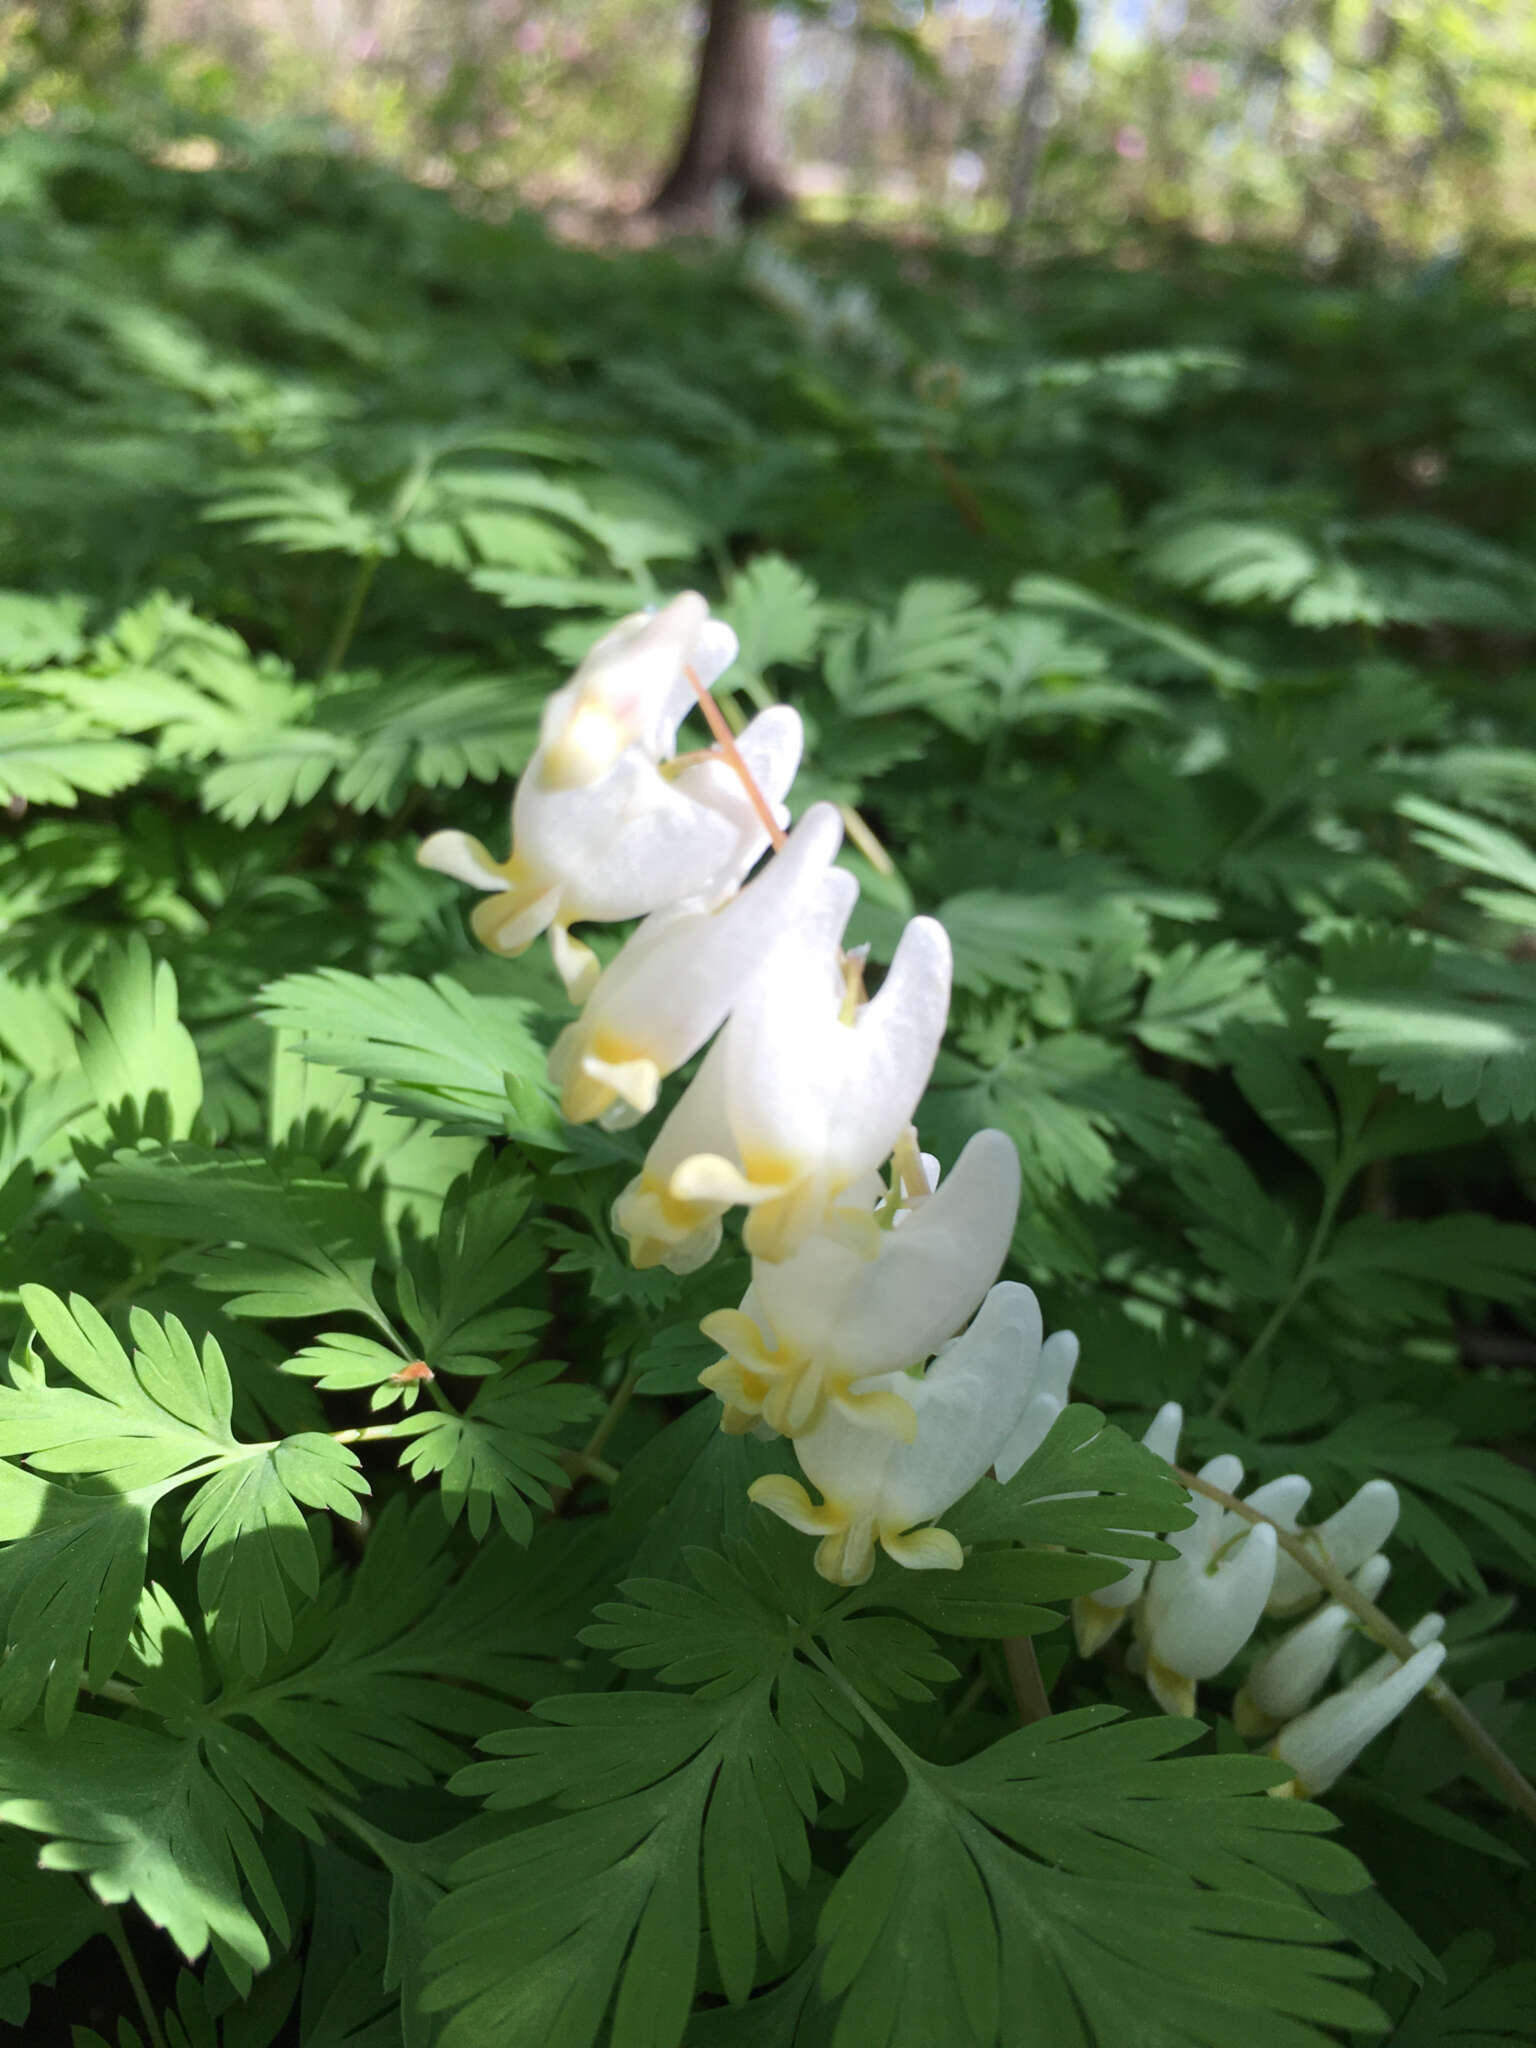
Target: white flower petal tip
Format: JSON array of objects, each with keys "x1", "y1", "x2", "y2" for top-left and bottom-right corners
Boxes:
[
  {"x1": 1236, "y1": 1553, "x2": 1394, "y2": 1735},
  {"x1": 1266, "y1": 1479, "x2": 1402, "y2": 1616},
  {"x1": 991, "y1": 1297, "x2": 1071, "y2": 1486},
  {"x1": 666, "y1": 908, "x2": 953, "y2": 1264},
  {"x1": 1270, "y1": 1641, "x2": 1446, "y2": 1797},
  {"x1": 538, "y1": 592, "x2": 724, "y2": 790},
  {"x1": 416, "y1": 829, "x2": 509, "y2": 891},
  {"x1": 549, "y1": 803, "x2": 845, "y2": 1128},
  {"x1": 1142, "y1": 1401, "x2": 1184, "y2": 1466},
  {"x1": 1073, "y1": 1594, "x2": 1132, "y2": 1660},
  {"x1": 702, "y1": 1124, "x2": 1021, "y2": 1438}
]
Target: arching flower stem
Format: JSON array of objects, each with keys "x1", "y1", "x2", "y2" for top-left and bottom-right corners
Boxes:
[
  {"x1": 1175, "y1": 1463, "x2": 1536, "y2": 1830},
  {"x1": 685, "y1": 662, "x2": 787, "y2": 851}
]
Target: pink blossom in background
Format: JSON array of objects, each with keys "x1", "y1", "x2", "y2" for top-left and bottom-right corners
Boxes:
[
  {"x1": 513, "y1": 21, "x2": 546, "y2": 56},
  {"x1": 1115, "y1": 126, "x2": 1147, "y2": 161},
  {"x1": 349, "y1": 32, "x2": 380, "y2": 61},
  {"x1": 1185, "y1": 63, "x2": 1219, "y2": 99}
]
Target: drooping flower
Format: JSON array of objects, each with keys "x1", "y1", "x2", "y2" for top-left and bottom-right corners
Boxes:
[
  {"x1": 747, "y1": 1280, "x2": 1043, "y2": 1586},
  {"x1": 1071, "y1": 1400, "x2": 1184, "y2": 1657},
  {"x1": 614, "y1": 898, "x2": 953, "y2": 1270},
  {"x1": 418, "y1": 594, "x2": 802, "y2": 998},
  {"x1": 548, "y1": 801, "x2": 846, "y2": 1129},
  {"x1": 1137, "y1": 1454, "x2": 1278, "y2": 1717},
  {"x1": 1270, "y1": 1619, "x2": 1446, "y2": 1796},
  {"x1": 1264, "y1": 1479, "x2": 1401, "y2": 1615},
  {"x1": 697, "y1": 1125, "x2": 1021, "y2": 1441},
  {"x1": 1233, "y1": 1553, "x2": 1392, "y2": 1736}
]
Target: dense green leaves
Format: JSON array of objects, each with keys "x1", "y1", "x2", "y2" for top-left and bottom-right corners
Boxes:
[{"x1": 2, "y1": 111, "x2": 1534, "y2": 2048}]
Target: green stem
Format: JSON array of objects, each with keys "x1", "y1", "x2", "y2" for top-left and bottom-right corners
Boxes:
[
  {"x1": 1176, "y1": 1464, "x2": 1536, "y2": 1833},
  {"x1": 321, "y1": 553, "x2": 379, "y2": 679},
  {"x1": 1210, "y1": 1160, "x2": 1352, "y2": 1423},
  {"x1": 330, "y1": 1420, "x2": 418, "y2": 1446},
  {"x1": 801, "y1": 1636, "x2": 922, "y2": 1774},
  {"x1": 1003, "y1": 1636, "x2": 1053, "y2": 1724},
  {"x1": 581, "y1": 1362, "x2": 643, "y2": 1468},
  {"x1": 106, "y1": 1910, "x2": 168, "y2": 2048}
]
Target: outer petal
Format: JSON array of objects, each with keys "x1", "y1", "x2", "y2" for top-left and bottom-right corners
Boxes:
[
  {"x1": 1145, "y1": 1520, "x2": 1277, "y2": 1688},
  {"x1": 1070, "y1": 1401, "x2": 1185, "y2": 1654},
  {"x1": 1236, "y1": 1554, "x2": 1393, "y2": 1733},
  {"x1": 1271, "y1": 1640, "x2": 1445, "y2": 1795},
  {"x1": 750, "y1": 1126, "x2": 1022, "y2": 1380},
  {"x1": 672, "y1": 704, "x2": 805, "y2": 900},
  {"x1": 794, "y1": 1281, "x2": 1042, "y2": 1536},
  {"x1": 538, "y1": 593, "x2": 727, "y2": 784},
  {"x1": 612, "y1": 1034, "x2": 736, "y2": 1272},
  {"x1": 551, "y1": 802, "x2": 843, "y2": 1127},
  {"x1": 1267, "y1": 1480, "x2": 1401, "y2": 1615},
  {"x1": 725, "y1": 913, "x2": 953, "y2": 1262}
]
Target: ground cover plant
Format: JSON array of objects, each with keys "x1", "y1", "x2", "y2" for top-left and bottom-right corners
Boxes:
[{"x1": 1, "y1": 117, "x2": 1535, "y2": 2048}]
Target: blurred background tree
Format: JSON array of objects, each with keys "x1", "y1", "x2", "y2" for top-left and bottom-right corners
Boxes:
[{"x1": 1, "y1": 0, "x2": 1533, "y2": 252}]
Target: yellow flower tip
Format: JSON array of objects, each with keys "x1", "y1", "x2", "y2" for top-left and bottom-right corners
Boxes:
[
  {"x1": 1231, "y1": 1686, "x2": 1280, "y2": 1741},
  {"x1": 833, "y1": 1385, "x2": 919, "y2": 1444},
  {"x1": 747, "y1": 1473, "x2": 843, "y2": 1537},
  {"x1": 547, "y1": 924, "x2": 601, "y2": 1003},
  {"x1": 613, "y1": 1175, "x2": 721, "y2": 1275},
  {"x1": 1145, "y1": 1658, "x2": 1198, "y2": 1720},
  {"x1": 1072, "y1": 1595, "x2": 1130, "y2": 1661},
  {"x1": 670, "y1": 1152, "x2": 787, "y2": 1210},
  {"x1": 740, "y1": 1173, "x2": 836, "y2": 1264},
  {"x1": 882, "y1": 1525, "x2": 964, "y2": 1573},
  {"x1": 469, "y1": 879, "x2": 561, "y2": 958},
  {"x1": 815, "y1": 1519, "x2": 878, "y2": 1586},
  {"x1": 1265, "y1": 1775, "x2": 1306, "y2": 1801},
  {"x1": 716, "y1": 1402, "x2": 760, "y2": 1437}
]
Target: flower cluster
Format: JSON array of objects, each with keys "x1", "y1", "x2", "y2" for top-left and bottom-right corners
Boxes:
[
  {"x1": 422, "y1": 591, "x2": 1443, "y2": 1788},
  {"x1": 421, "y1": 592, "x2": 1072, "y2": 1593},
  {"x1": 1073, "y1": 1404, "x2": 1444, "y2": 1791}
]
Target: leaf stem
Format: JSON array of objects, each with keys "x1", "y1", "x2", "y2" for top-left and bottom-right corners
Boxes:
[
  {"x1": 330, "y1": 1420, "x2": 418, "y2": 1445},
  {"x1": 1174, "y1": 1463, "x2": 1536, "y2": 1832},
  {"x1": 106, "y1": 1910, "x2": 168, "y2": 2048},
  {"x1": 1003, "y1": 1636, "x2": 1054, "y2": 1724},
  {"x1": 581, "y1": 1362, "x2": 643, "y2": 1468},
  {"x1": 800, "y1": 1635, "x2": 923, "y2": 1775},
  {"x1": 1210, "y1": 1160, "x2": 1351, "y2": 1423},
  {"x1": 321, "y1": 554, "x2": 379, "y2": 679}
]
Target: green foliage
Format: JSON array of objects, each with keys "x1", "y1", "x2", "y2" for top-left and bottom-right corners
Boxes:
[{"x1": 0, "y1": 119, "x2": 1532, "y2": 2048}]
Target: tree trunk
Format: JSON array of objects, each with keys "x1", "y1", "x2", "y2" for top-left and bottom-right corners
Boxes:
[
  {"x1": 651, "y1": 0, "x2": 792, "y2": 226},
  {"x1": 997, "y1": 19, "x2": 1065, "y2": 245}
]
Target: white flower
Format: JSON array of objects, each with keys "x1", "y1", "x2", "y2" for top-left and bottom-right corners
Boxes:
[
  {"x1": 614, "y1": 901, "x2": 953, "y2": 1271},
  {"x1": 1233, "y1": 1554, "x2": 1392, "y2": 1736},
  {"x1": 747, "y1": 1280, "x2": 1043, "y2": 1585},
  {"x1": 1138, "y1": 1454, "x2": 1278, "y2": 1717},
  {"x1": 1070, "y1": 1401, "x2": 1184, "y2": 1658},
  {"x1": 419, "y1": 593, "x2": 802, "y2": 999},
  {"x1": 1270, "y1": 1619, "x2": 1446, "y2": 1796},
  {"x1": 1264, "y1": 1479, "x2": 1401, "y2": 1616},
  {"x1": 992, "y1": 1329, "x2": 1081, "y2": 1484},
  {"x1": 697, "y1": 1126, "x2": 1021, "y2": 1441},
  {"x1": 547, "y1": 802, "x2": 846, "y2": 1129}
]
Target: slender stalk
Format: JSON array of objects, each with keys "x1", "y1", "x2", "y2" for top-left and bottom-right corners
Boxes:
[
  {"x1": 684, "y1": 662, "x2": 786, "y2": 849},
  {"x1": 1210, "y1": 1162, "x2": 1352, "y2": 1422},
  {"x1": 1003, "y1": 1635, "x2": 1054, "y2": 1724},
  {"x1": 320, "y1": 553, "x2": 379, "y2": 680},
  {"x1": 1175, "y1": 1464, "x2": 1536, "y2": 1831},
  {"x1": 106, "y1": 1911, "x2": 168, "y2": 2048},
  {"x1": 330, "y1": 1420, "x2": 418, "y2": 1446},
  {"x1": 582, "y1": 1362, "x2": 643, "y2": 1468}
]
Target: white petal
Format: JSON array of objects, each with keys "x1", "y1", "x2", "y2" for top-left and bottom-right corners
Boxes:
[
  {"x1": 1142, "y1": 1401, "x2": 1184, "y2": 1466},
  {"x1": 1268, "y1": 1480, "x2": 1401, "y2": 1615},
  {"x1": 1145, "y1": 1521, "x2": 1277, "y2": 1681},
  {"x1": 1243, "y1": 1556, "x2": 1392, "y2": 1724},
  {"x1": 794, "y1": 1281, "x2": 1041, "y2": 1533},
  {"x1": 1342, "y1": 1610, "x2": 1445, "y2": 1695},
  {"x1": 751, "y1": 1126, "x2": 1021, "y2": 1379},
  {"x1": 555, "y1": 803, "x2": 844, "y2": 1123},
  {"x1": 1273, "y1": 1642, "x2": 1445, "y2": 1794},
  {"x1": 417, "y1": 828, "x2": 510, "y2": 892}
]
